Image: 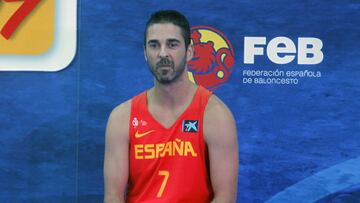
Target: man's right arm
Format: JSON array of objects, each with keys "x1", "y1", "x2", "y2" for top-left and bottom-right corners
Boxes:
[{"x1": 104, "y1": 100, "x2": 131, "y2": 203}]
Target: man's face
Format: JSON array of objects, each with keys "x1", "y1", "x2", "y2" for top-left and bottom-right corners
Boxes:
[{"x1": 144, "y1": 23, "x2": 192, "y2": 84}]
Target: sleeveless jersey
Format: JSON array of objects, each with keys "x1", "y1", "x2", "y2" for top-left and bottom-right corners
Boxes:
[{"x1": 127, "y1": 86, "x2": 214, "y2": 203}]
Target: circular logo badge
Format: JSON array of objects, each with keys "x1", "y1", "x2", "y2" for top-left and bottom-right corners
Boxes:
[{"x1": 188, "y1": 26, "x2": 235, "y2": 90}]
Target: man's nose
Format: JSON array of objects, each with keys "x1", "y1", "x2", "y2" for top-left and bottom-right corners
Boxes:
[{"x1": 159, "y1": 45, "x2": 169, "y2": 58}]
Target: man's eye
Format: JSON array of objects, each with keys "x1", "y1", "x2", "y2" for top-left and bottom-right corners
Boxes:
[
  {"x1": 149, "y1": 43, "x2": 158, "y2": 49},
  {"x1": 168, "y1": 42, "x2": 179, "y2": 48}
]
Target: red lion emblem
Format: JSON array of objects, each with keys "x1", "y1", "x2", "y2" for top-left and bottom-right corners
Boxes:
[{"x1": 188, "y1": 27, "x2": 234, "y2": 90}]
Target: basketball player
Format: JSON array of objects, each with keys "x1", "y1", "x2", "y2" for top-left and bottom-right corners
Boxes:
[{"x1": 104, "y1": 10, "x2": 238, "y2": 203}]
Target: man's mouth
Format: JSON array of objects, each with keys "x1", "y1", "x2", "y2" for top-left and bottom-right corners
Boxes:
[
  {"x1": 157, "y1": 65, "x2": 171, "y2": 68},
  {"x1": 156, "y1": 63, "x2": 173, "y2": 70},
  {"x1": 157, "y1": 65, "x2": 172, "y2": 73}
]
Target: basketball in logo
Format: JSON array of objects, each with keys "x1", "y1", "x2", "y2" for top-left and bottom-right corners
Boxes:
[{"x1": 188, "y1": 26, "x2": 235, "y2": 90}]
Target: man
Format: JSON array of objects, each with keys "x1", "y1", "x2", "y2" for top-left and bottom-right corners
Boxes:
[{"x1": 104, "y1": 10, "x2": 238, "y2": 203}]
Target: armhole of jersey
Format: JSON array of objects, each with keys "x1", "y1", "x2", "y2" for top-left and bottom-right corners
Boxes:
[
  {"x1": 128, "y1": 91, "x2": 147, "y2": 141},
  {"x1": 199, "y1": 86, "x2": 213, "y2": 145},
  {"x1": 128, "y1": 98, "x2": 135, "y2": 142}
]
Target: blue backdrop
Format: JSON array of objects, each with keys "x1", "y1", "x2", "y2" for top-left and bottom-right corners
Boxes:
[{"x1": 1, "y1": 0, "x2": 359, "y2": 202}]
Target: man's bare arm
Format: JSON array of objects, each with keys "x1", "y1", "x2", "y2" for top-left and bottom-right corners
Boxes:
[
  {"x1": 104, "y1": 101, "x2": 131, "y2": 203},
  {"x1": 204, "y1": 96, "x2": 239, "y2": 203}
]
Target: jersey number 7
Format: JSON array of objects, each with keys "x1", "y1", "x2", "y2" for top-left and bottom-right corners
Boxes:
[{"x1": 157, "y1": 170, "x2": 170, "y2": 198}]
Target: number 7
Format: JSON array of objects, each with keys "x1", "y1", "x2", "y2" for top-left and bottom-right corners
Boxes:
[
  {"x1": 157, "y1": 170, "x2": 170, "y2": 198},
  {"x1": 1, "y1": 0, "x2": 41, "y2": 40}
]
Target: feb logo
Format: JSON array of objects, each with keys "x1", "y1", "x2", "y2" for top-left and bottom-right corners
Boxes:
[{"x1": 188, "y1": 26, "x2": 235, "y2": 90}]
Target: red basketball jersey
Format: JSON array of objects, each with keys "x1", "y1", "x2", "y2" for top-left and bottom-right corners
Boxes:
[{"x1": 127, "y1": 86, "x2": 214, "y2": 203}]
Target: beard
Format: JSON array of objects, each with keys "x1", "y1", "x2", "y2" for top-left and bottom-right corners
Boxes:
[{"x1": 148, "y1": 57, "x2": 186, "y2": 85}]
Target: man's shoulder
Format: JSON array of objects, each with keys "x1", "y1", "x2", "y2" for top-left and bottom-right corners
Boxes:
[
  {"x1": 109, "y1": 89, "x2": 149, "y2": 120},
  {"x1": 203, "y1": 94, "x2": 236, "y2": 140},
  {"x1": 109, "y1": 99, "x2": 132, "y2": 123},
  {"x1": 205, "y1": 94, "x2": 232, "y2": 117},
  {"x1": 105, "y1": 99, "x2": 132, "y2": 142}
]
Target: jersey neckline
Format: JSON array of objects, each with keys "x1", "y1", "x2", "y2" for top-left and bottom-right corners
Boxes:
[{"x1": 144, "y1": 86, "x2": 200, "y2": 130}]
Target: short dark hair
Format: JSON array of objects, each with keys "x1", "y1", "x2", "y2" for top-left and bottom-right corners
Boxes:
[{"x1": 144, "y1": 10, "x2": 191, "y2": 49}]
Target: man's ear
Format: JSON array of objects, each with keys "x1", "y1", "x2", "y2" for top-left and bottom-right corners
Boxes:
[
  {"x1": 186, "y1": 44, "x2": 194, "y2": 62},
  {"x1": 144, "y1": 46, "x2": 148, "y2": 62}
]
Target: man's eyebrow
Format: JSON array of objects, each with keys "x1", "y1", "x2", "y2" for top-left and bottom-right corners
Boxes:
[
  {"x1": 147, "y1": 39, "x2": 159, "y2": 44},
  {"x1": 167, "y1": 38, "x2": 181, "y2": 43}
]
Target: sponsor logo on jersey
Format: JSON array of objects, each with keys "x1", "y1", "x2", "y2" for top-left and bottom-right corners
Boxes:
[
  {"x1": 182, "y1": 120, "x2": 198, "y2": 133},
  {"x1": 135, "y1": 130, "x2": 154, "y2": 138},
  {"x1": 132, "y1": 117, "x2": 148, "y2": 128},
  {"x1": 140, "y1": 119, "x2": 147, "y2": 126},
  {"x1": 134, "y1": 138, "x2": 198, "y2": 160},
  {"x1": 132, "y1": 117, "x2": 139, "y2": 127},
  {"x1": 188, "y1": 26, "x2": 235, "y2": 90}
]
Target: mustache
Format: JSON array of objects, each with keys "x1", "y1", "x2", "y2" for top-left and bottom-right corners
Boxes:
[{"x1": 156, "y1": 58, "x2": 173, "y2": 67}]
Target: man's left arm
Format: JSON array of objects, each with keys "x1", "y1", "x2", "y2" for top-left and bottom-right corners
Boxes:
[{"x1": 204, "y1": 95, "x2": 239, "y2": 203}]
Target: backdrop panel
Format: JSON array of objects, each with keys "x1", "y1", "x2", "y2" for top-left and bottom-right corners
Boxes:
[{"x1": 1, "y1": 0, "x2": 359, "y2": 202}]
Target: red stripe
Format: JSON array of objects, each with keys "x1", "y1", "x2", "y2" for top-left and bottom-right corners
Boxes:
[{"x1": 1, "y1": 0, "x2": 41, "y2": 40}]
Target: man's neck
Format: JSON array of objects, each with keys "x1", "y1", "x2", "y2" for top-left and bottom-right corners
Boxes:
[{"x1": 149, "y1": 75, "x2": 197, "y2": 109}]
